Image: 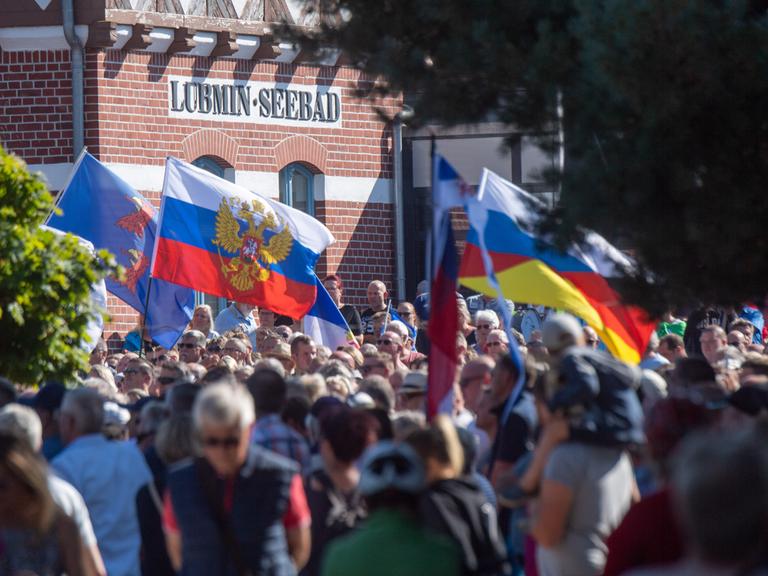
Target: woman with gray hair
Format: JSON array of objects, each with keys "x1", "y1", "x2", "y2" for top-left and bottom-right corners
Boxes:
[
  {"x1": 473, "y1": 309, "x2": 500, "y2": 354},
  {"x1": 163, "y1": 383, "x2": 311, "y2": 576}
]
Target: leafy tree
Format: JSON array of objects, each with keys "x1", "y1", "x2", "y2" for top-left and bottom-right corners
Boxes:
[
  {"x1": 291, "y1": 0, "x2": 768, "y2": 314},
  {"x1": 0, "y1": 147, "x2": 116, "y2": 385}
]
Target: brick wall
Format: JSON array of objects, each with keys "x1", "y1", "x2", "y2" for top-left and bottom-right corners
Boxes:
[
  {"x1": 0, "y1": 50, "x2": 74, "y2": 164},
  {"x1": 315, "y1": 200, "x2": 396, "y2": 308},
  {"x1": 85, "y1": 50, "x2": 398, "y2": 178},
  {"x1": 2, "y1": 47, "x2": 400, "y2": 345}
]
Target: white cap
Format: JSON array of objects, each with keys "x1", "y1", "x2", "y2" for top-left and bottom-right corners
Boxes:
[{"x1": 542, "y1": 313, "x2": 584, "y2": 354}]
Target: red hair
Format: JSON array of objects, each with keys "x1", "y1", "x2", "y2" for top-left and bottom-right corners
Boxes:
[{"x1": 323, "y1": 274, "x2": 343, "y2": 290}]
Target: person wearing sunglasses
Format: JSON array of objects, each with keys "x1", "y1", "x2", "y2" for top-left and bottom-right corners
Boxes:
[
  {"x1": 122, "y1": 358, "x2": 154, "y2": 395},
  {"x1": 377, "y1": 331, "x2": 408, "y2": 371},
  {"x1": 484, "y1": 329, "x2": 510, "y2": 357},
  {"x1": 178, "y1": 330, "x2": 206, "y2": 364},
  {"x1": 221, "y1": 338, "x2": 249, "y2": 366},
  {"x1": 164, "y1": 382, "x2": 311, "y2": 575},
  {"x1": 473, "y1": 310, "x2": 500, "y2": 355},
  {"x1": 156, "y1": 361, "x2": 190, "y2": 397}
]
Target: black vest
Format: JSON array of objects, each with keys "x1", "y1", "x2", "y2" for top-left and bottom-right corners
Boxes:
[{"x1": 167, "y1": 446, "x2": 298, "y2": 576}]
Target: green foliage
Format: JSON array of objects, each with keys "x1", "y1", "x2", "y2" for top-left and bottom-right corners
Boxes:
[
  {"x1": 0, "y1": 147, "x2": 116, "y2": 385},
  {"x1": 292, "y1": 0, "x2": 768, "y2": 313}
]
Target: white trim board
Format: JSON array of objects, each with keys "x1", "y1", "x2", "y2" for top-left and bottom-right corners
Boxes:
[
  {"x1": 26, "y1": 161, "x2": 393, "y2": 203},
  {"x1": 0, "y1": 26, "x2": 88, "y2": 51}
]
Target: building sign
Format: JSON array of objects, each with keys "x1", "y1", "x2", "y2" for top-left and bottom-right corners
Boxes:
[{"x1": 168, "y1": 77, "x2": 342, "y2": 127}]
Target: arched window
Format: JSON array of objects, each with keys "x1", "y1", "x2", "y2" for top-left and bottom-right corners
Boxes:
[
  {"x1": 280, "y1": 163, "x2": 314, "y2": 215},
  {"x1": 192, "y1": 155, "x2": 226, "y2": 179},
  {"x1": 192, "y1": 155, "x2": 232, "y2": 317}
]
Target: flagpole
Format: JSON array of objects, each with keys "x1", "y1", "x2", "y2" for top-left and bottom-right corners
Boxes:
[
  {"x1": 45, "y1": 146, "x2": 88, "y2": 225},
  {"x1": 381, "y1": 299, "x2": 392, "y2": 336},
  {"x1": 139, "y1": 156, "x2": 173, "y2": 358},
  {"x1": 427, "y1": 135, "x2": 436, "y2": 287},
  {"x1": 139, "y1": 276, "x2": 154, "y2": 359}
]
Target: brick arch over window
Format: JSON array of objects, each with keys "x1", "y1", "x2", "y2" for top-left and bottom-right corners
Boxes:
[
  {"x1": 181, "y1": 129, "x2": 239, "y2": 168},
  {"x1": 274, "y1": 135, "x2": 328, "y2": 174}
]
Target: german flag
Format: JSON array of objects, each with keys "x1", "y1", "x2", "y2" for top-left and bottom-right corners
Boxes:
[{"x1": 459, "y1": 169, "x2": 654, "y2": 364}]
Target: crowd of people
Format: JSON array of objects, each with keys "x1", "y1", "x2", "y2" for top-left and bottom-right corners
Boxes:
[{"x1": 0, "y1": 275, "x2": 767, "y2": 576}]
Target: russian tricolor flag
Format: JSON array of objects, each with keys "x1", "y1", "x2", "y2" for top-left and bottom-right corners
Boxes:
[
  {"x1": 151, "y1": 158, "x2": 334, "y2": 319},
  {"x1": 427, "y1": 155, "x2": 463, "y2": 420},
  {"x1": 303, "y1": 276, "x2": 358, "y2": 350}
]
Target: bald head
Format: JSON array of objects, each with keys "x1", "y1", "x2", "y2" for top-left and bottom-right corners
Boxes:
[{"x1": 367, "y1": 280, "x2": 388, "y2": 311}]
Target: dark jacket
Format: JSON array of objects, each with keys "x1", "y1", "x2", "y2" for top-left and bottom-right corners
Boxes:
[
  {"x1": 550, "y1": 347, "x2": 644, "y2": 446},
  {"x1": 167, "y1": 446, "x2": 297, "y2": 576},
  {"x1": 420, "y1": 477, "x2": 511, "y2": 576}
]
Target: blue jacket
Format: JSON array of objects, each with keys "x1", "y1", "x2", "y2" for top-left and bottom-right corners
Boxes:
[{"x1": 167, "y1": 447, "x2": 297, "y2": 576}]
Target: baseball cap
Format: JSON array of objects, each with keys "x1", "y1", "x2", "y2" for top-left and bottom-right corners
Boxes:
[{"x1": 542, "y1": 313, "x2": 583, "y2": 354}]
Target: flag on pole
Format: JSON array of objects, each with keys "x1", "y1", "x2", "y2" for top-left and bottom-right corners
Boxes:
[
  {"x1": 151, "y1": 157, "x2": 334, "y2": 319},
  {"x1": 303, "y1": 275, "x2": 358, "y2": 350},
  {"x1": 47, "y1": 152, "x2": 194, "y2": 349},
  {"x1": 427, "y1": 154, "x2": 463, "y2": 420},
  {"x1": 459, "y1": 168, "x2": 654, "y2": 364}
]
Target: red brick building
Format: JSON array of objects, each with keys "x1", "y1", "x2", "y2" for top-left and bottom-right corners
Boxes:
[{"x1": 0, "y1": 0, "x2": 400, "y2": 341}]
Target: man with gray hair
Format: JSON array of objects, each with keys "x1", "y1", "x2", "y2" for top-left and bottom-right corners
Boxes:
[
  {"x1": 178, "y1": 330, "x2": 206, "y2": 364},
  {"x1": 0, "y1": 403, "x2": 106, "y2": 575},
  {"x1": 164, "y1": 382, "x2": 311, "y2": 575},
  {"x1": 52, "y1": 387, "x2": 151, "y2": 576}
]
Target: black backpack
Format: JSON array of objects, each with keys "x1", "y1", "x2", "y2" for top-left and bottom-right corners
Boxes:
[{"x1": 420, "y1": 477, "x2": 511, "y2": 576}]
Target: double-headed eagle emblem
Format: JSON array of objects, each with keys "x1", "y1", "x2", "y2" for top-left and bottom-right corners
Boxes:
[{"x1": 213, "y1": 197, "x2": 293, "y2": 291}]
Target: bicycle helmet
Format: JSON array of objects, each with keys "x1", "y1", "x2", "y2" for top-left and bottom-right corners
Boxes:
[{"x1": 358, "y1": 440, "x2": 425, "y2": 496}]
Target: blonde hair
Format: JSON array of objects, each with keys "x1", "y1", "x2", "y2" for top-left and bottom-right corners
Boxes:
[{"x1": 192, "y1": 304, "x2": 214, "y2": 334}]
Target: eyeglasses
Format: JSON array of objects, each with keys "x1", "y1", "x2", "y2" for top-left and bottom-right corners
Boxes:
[
  {"x1": 202, "y1": 436, "x2": 240, "y2": 449},
  {"x1": 178, "y1": 342, "x2": 199, "y2": 349},
  {"x1": 157, "y1": 376, "x2": 176, "y2": 386},
  {"x1": 377, "y1": 339, "x2": 395, "y2": 346},
  {"x1": 477, "y1": 324, "x2": 493, "y2": 330}
]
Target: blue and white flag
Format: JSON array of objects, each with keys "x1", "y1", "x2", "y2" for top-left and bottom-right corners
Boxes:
[
  {"x1": 303, "y1": 275, "x2": 357, "y2": 350},
  {"x1": 47, "y1": 152, "x2": 195, "y2": 349}
]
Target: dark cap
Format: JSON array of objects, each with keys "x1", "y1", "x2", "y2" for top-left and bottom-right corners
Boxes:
[{"x1": 33, "y1": 381, "x2": 67, "y2": 412}]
